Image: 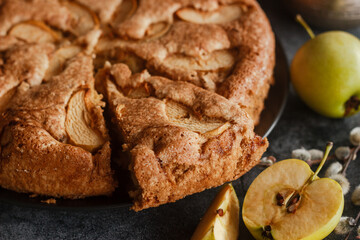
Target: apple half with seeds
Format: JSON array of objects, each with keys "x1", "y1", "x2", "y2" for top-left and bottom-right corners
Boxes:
[{"x1": 242, "y1": 143, "x2": 344, "y2": 240}]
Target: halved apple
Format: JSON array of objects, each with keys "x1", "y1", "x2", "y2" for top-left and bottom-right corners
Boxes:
[
  {"x1": 191, "y1": 183, "x2": 239, "y2": 240},
  {"x1": 112, "y1": 0, "x2": 137, "y2": 25},
  {"x1": 44, "y1": 45, "x2": 82, "y2": 81},
  {"x1": 176, "y1": 5, "x2": 242, "y2": 24},
  {"x1": 165, "y1": 100, "x2": 228, "y2": 136},
  {"x1": 65, "y1": 90, "x2": 105, "y2": 152},
  {"x1": 63, "y1": 1, "x2": 99, "y2": 36},
  {"x1": 163, "y1": 50, "x2": 235, "y2": 72},
  {"x1": 8, "y1": 21, "x2": 61, "y2": 43},
  {"x1": 243, "y1": 143, "x2": 344, "y2": 240}
]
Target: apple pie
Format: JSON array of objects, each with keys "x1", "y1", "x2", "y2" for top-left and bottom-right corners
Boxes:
[{"x1": 0, "y1": 0, "x2": 274, "y2": 210}]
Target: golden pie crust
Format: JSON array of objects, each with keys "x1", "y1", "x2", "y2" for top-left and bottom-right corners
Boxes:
[{"x1": 0, "y1": 0, "x2": 274, "y2": 210}]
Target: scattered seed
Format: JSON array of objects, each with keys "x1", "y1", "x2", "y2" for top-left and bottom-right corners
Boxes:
[{"x1": 216, "y1": 208, "x2": 224, "y2": 216}]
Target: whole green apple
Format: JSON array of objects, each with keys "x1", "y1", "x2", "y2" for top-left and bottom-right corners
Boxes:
[{"x1": 291, "y1": 31, "x2": 360, "y2": 118}]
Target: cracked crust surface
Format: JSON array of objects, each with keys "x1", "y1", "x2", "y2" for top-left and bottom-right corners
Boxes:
[
  {"x1": 94, "y1": 0, "x2": 275, "y2": 124},
  {"x1": 0, "y1": 0, "x2": 273, "y2": 209},
  {"x1": 0, "y1": 54, "x2": 116, "y2": 198},
  {"x1": 0, "y1": 0, "x2": 72, "y2": 36},
  {"x1": 98, "y1": 63, "x2": 268, "y2": 211}
]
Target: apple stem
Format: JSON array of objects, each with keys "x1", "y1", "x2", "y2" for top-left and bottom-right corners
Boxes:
[
  {"x1": 296, "y1": 14, "x2": 315, "y2": 39},
  {"x1": 311, "y1": 142, "x2": 333, "y2": 182}
]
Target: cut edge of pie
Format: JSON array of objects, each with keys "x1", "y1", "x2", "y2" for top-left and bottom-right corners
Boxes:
[{"x1": 97, "y1": 63, "x2": 268, "y2": 211}]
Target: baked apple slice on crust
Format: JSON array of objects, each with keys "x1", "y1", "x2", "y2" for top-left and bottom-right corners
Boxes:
[
  {"x1": 44, "y1": 28, "x2": 102, "y2": 81},
  {"x1": 0, "y1": 54, "x2": 116, "y2": 198},
  {"x1": 111, "y1": 0, "x2": 138, "y2": 26},
  {"x1": 62, "y1": 1, "x2": 100, "y2": 36},
  {"x1": 111, "y1": 0, "x2": 176, "y2": 40},
  {"x1": 75, "y1": 0, "x2": 124, "y2": 24},
  {"x1": 105, "y1": 0, "x2": 275, "y2": 125},
  {"x1": 0, "y1": 0, "x2": 99, "y2": 39},
  {"x1": 0, "y1": 0, "x2": 72, "y2": 36},
  {"x1": 65, "y1": 89, "x2": 106, "y2": 152},
  {"x1": 44, "y1": 45, "x2": 82, "y2": 81},
  {"x1": 176, "y1": 4, "x2": 243, "y2": 24},
  {"x1": 0, "y1": 25, "x2": 101, "y2": 111},
  {"x1": 8, "y1": 21, "x2": 62, "y2": 44},
  {"x1": 154, "y1": 48, "x2": 236, "y2": 91},
  {"x1": 96, "y1": 63, "x2": 268, "y2": 211}
]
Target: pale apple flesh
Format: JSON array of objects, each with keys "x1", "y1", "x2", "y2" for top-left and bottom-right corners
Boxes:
[
  {"x1": 8, "y1": 21, "x2": 61, "y2": 43},
  {"x1": 62, "y1": 1, "x2": 99, "y2": 36},
  {"x1": 243, "y1": 159, "x2": 344, "y2": 240},
  {"x1": 144, "y1": 21, "x2": 171, "y2": 40},
  {"x1": 165, "y1": 100, "x2": 230, "y2": 137},
  {"x1": 163, "y1": 50, "x2": 235, "y2": 72},
  {"x1": 65, "y1": 90, "x2": 105, "y2": 152},
  {"x1": 45, "y1": 45, "x2": 82, "y2": 81},
  {"x1": 192, "y1": 183, "x2": 239, "y2": 240},
  {"x1": 112, "y1": 0, "x2": 137, "y2": 25},
  {"x1": 176, "y1": 5, "x2": 242, "y2": 24}
]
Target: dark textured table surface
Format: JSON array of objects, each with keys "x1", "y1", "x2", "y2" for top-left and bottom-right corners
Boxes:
[{"x1": 1, "y1": 1, "x2": 360, "y2": 239}]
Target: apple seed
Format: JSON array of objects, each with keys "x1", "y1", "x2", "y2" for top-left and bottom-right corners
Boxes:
[
  {"x1": 276, "y1": 193, "x2": 284, "y2": 206},
  {"x1": 216, "y1": 208, "x2": 224, "y2": 216},
  {"x1": 286, "y1": 193, "x2": 301, "y2": 214},
  {"x1": 262, "y1": 225, "x2": 274, "y2": 240}
]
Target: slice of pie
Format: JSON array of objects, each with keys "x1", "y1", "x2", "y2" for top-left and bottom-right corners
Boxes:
[{"x1": 97, "y1": 63, "x2": 268, "y2": 211}]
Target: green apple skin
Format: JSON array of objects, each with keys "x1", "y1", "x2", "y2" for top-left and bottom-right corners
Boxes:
[{"x1": 291, "y1": 31, "x2": 360, "y2": 118}]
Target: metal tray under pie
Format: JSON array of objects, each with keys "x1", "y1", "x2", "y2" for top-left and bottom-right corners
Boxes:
[{"x1": 0, "y1": 39, "x2": 289, "y2": 210}]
